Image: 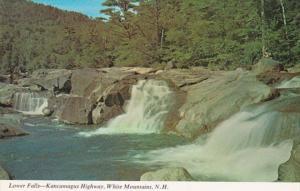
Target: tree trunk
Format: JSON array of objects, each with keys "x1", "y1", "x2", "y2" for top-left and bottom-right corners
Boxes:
[
  {"x1": 155, "y1": 0, "x2": 161, "y2": 47},
  {"x1": 280, "y1": 0, "x2": 292, "y2": 63},
  {"x1": 280, "y1": 0, "x2": 288, "y2": 37},
  {"x1": 160, "y1": 28, "x2": 164, "y2": 49},
  {"x1": 261, "y1": 0, "x2": 268, "y2": 57}
]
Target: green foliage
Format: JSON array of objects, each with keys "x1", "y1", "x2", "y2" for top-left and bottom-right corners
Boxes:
[
  {"x1": 0, "y1": 0, "x2": 109, "y2": 75},
  {"x1": 103, "y1": 0, "x2": 299, "y2": 69},
  {"x1": 1, "y1": 0, "x2": 300, "y2": 74}
]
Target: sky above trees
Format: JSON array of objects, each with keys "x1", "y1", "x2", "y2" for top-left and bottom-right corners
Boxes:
[{"x1": 31, "y1": 0, "x2": 106, "y2": 18}]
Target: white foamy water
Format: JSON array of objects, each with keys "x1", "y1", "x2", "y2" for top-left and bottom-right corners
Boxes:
[
  {"x1": 13, "y1": 92, "x2": 48, "y2": 115},
  {"x1": 277, "y1": 76, "x2": 300, "y2": 89},
  {"x1": 80, "y1": 80, "x2": 174, "y2": 136},
  {"x1": 135, "y1": 111, "x2": 294, "y2": 181}
]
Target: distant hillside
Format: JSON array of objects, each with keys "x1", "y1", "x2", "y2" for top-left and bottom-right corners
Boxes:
[
  {"x1": 1, "y1": 0, "x2": 299, "y2": 76},
  {"x1": 0, "y1": 0, "x2": 109, "y2": 75}
]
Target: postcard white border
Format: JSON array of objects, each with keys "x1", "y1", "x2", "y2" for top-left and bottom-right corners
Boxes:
[{"x1": 0, "y1": 181, "x2": 299, "y2": 191}]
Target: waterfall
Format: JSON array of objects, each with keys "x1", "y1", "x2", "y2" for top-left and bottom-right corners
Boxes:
[
  {"x1": 135, "y1": 97, "x2": 299, "y2": 181},
  {"x1": 13, "y1": 92, "x2": 48, "y2": 115},
  {"x1": 277, "y1": 76, "x2": 300, "y2": 89},
  {"x1": 80, "y1": 80, "x2": 174, "y2": 136}
]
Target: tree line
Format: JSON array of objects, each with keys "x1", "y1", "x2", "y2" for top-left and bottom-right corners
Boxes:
[
  {"x1": 0, "y1": 0, "x2": 299, "y2": 77},
  {"x1": 101, "y1": 0, "x2": 300, "y2": 69}
]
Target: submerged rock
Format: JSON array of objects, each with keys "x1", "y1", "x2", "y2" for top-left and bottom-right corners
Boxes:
[
  {"x1": 0, "y1": 166, "x2": 10, "y2": 180},
  {"x1": 0, "y1": 123, "x2": 29, "y2": 138},
  {"x1": 42, "y1": 107, "x2": 53, "y2": 117},
  {"x1": 140, "y1": 167, "x2": 193, "y2": 181}
]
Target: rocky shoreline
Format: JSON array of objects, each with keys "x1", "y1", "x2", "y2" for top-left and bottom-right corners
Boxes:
[
  {"x1": 0, "y1": 58, "x2": 300, "y2": 181},
  {"x1": 0, "y1": 166, "x2": 10, "y2": 180}
]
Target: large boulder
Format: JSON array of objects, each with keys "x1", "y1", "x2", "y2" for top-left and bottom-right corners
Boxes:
[
  {"x1": 0, "y1": 123, "x2": 28, "y2": 139},
  {"x1": 55, "y1": 95, "x2": 94, "y2": 124},
  {"x1": 0, "y1": 166, "x2": 10, "y2": 180},
  {"x1": 0, "y1": 83, "x2": 23, "y2": 107},
  {"x1": 140, "y1": 167, "x2": 194, "y2": 181},
  {"x1": 91, "y1": 76, "x2": 143, "y2": 124},
  {"x1": 47, "y1": 94, "x2": 69, "y2": 116},
  {"x1": 278, "y1": 141, "x2": 300, "y2": 182},
  {"x1": 275, "y1": 87, "x2": 300, "y2": 183},
  {"x1": 19, "y1": 69, "x2": 72, "y2": 93},
  {"x1": 174, "y1": 71, "x2": 272, "y2": 138},
  {"x1": 92, "y1": 104, "x2": 123, "y2": 125},
  {"x1": 253, "y1": 58, "x2": 284, "y2": 74},
  {"x1": 70, "y1": 68, "x2": 102, "y2": 97},
  {"x1": 50, "y1": 68, "x2": 138, "y2": 124},
  {"x1": 71, "y1": 68, "x2": 135, "y2": 99},
  {"x1": 158, "y1": 68, "x2": 211, "y2": 88}
]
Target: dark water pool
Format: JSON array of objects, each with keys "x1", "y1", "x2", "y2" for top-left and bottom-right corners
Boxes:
[{"x1": 0, "y1": 115, "x2": 187, "y2": 180}]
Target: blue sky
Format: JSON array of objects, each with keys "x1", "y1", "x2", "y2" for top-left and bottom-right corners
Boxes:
[{"x1": 32, "y1": 0, "x2": 106, "y2": 18}]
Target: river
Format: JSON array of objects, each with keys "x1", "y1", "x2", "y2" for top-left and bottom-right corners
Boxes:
[{"x1": 0, "y1": 115, "x2": 187, "y2": 180}]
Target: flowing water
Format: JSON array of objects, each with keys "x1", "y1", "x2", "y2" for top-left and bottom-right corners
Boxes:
[
  {"x1": 13, "y1": 92, "x2": 48, "y2": 115},
  {"x1": 133, "y1": 95, "x2": 300, "y2": 181},
  {"x1": 277, "y1": 76, "x2": 300, "y2": 89},
  {"x1": 1, "y1": 78, "x2": 299, "y2": 181},
  {"x1": 0, "y1": 116, "x2": 187, "y2": 180},
  {"x1": 80, "y1": 80, "x2": 174, "y2": 136}
]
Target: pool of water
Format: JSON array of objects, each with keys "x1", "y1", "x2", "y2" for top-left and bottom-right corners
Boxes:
[{"x1": 0, "y1": 115, "x2": 187, "y2": 180}]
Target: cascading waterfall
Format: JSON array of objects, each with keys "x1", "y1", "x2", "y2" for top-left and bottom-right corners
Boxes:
[
  {"x1": 277, "y1": 76, "x2": 300, "y2": 89},
  {"x1": 80, "y1": 80, "x2": 174, "y2": 136},
  {"x1": 134, "y1": 96, "x2": 299, "y2": 181},
  {"x1": 13, "y1": 92, "x2": 48, "y2": 115}
]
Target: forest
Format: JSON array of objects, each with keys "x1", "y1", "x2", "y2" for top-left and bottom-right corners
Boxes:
[{"x1": 0, "y1": 0, "x2": 300, "y2": 75}]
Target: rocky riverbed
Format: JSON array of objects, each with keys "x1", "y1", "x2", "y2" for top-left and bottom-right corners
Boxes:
[{"x1": 0, "y1": 58, "x2": 300, "y2": 181}]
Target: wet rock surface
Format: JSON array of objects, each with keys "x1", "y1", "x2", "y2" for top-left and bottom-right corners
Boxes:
[
  {"x1": 0, "y1": 123, "x2": 28, "y2": 139},
  {"x1": 173, "y1": 71, "x2": 271, "y2": 138},
  {"x1": 0, "y1": 166, "x2": 10, "y2": 180},
  {"x1": 140, "y1": 167, "x2": 193, "y2": 181},
  {"x1": 0, "y1": 83, "x2": 23, "y2": 107},
  {"x1": 55, "y1": 95, "x2": 94, "y2": 124},
  {"x1": 18, "y1": 69, "x2": 72, "y2": 93},
  {"x1": 2, "y1": 66, "x2": 299, "y2": 140},
  {"x1": 278, "y1": 141, "x2": 300, "y2": 182}
]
